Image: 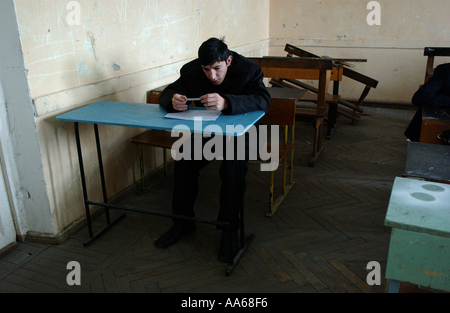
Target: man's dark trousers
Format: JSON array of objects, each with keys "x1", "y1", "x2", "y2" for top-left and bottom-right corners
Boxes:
[{"x1": 171, "y1": 133, "x2": 252, "y2": 230}]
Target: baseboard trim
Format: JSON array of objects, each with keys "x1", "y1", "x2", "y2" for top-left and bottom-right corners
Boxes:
[{"x1": 0, "y1": 242, "x2": 18, "y2": 259}]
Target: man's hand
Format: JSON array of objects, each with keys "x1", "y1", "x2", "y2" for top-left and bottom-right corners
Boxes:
[
  {"x1": 200, "y1": 93, "x2": 228, "y2": 111},
  {"x1": 172, "y1": 94, "x2": 189, "y2": 111}
]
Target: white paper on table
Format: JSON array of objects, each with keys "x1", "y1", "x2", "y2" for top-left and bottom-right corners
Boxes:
[{"x1": 165, "y1": 109, "x2": 222, "y2": 121}]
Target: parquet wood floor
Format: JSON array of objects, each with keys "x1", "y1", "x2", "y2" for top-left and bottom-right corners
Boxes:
[{"x1": 0, "y1": 110, "x2": 415, "y2": 293}]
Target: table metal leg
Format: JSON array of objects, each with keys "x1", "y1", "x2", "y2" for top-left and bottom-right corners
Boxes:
[
  {"x1": 226, "y1": 234, "x2": 255, "y2": 277},
  {"x1": 74, "y1": 122, "x2": 126, "y2": 247},
  {"x1": 74, "y1": 122, "x2": 94, "y2": 238},
  {"x1": 94, "y1": 124, "x2": 111, "y2": 224},
  {"x1": 74, "y1": 126, "x2": 253, "y2": 275},
  {"x1": 83, "y1": 214, "x2": 126, "y2": 247},
  {"x1": 226, "y1": 195, "x2": 255, "y2": 276},
  {"x1": 223, "y1": 136, "x2": 254, "y2": 276}
]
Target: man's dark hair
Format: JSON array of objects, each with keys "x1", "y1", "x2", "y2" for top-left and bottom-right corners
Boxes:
[{"x1": 198, "y1": 37, "x2": 231, "y2": 66}]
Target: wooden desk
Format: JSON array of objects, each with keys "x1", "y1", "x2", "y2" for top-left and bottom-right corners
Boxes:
[
  {"x1": 249, "y1": 57, "x2": 333, "y2": 166},
  {"x1": 265, "y1": 87, "x2": 308, "y2": 126},
  {"x1": 266, "y1": 48, "x2": 345, "y2": 139},
  {"x1": 385, "y1": 177, "x2": 450, "y2": 292},
  {"x1": 260, "y1": 87, "x2": 307, "y2": 216},
  {"x1": 56, "y1": 101, "x2": 265, "y2": 276},
  {"x1": 284, "y1": 44, "x2": 379, "y2": 130},
  {"x1": 420, "y1": 107, "x2": 450, "y2": 145},
  {"x1": 405, "y1": 142, "x2": 450, "y2": 183}
]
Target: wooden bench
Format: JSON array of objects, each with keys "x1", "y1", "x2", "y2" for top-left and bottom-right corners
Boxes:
[
  {"x1": 249, "y1": 56, "x2": 334, "y2": 166},
  {"x1": 284, "y1": 44, "x2": 378, "y2": 127}
]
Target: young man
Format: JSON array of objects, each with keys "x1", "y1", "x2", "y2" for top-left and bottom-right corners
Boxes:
[
  {"x1": 156, "y1": 38, "x2": 271, "y2": 262},
  {"x1": 405, "y1": 63, "x2": 450, "y2": 142}
]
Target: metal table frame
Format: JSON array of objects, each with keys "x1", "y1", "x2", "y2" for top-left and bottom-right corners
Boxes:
[{"x1": 57, "y1": 101, "x2": 265, "y2": 276}]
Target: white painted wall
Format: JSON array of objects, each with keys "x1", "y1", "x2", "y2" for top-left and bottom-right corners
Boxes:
[
  {"x1": 0, "y1": 158, "x2": 16, "y2": 250},
  {"x1": 0, "y1": 0, "x2": 53, "y2": 239},
  {"x1": 269, "y1": 0, "x2": 450, "y2": 104},
  {"x1": 0, "y1": 81, "x2": 17, "y2": 249}
]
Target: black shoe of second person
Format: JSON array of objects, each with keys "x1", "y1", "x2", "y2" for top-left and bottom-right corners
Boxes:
[
  {"x1": 218, "y1": 229, "x2": 239, "y2": 263},
  {"x1": 154, "y1": 222, "x2": 196, "y2": 248}
]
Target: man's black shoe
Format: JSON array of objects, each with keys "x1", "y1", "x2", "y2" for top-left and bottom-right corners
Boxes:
[
  {"x1": 154, "y1": 222, "x2": 196, "y2": 248},
  {"x1": 218, "y1": 229, "x2": 239, "y2": 263}
]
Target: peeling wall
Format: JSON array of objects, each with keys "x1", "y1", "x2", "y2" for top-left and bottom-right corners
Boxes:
[
  {"x1": 17, "y1": 0, "x2": 270, "y2": 105},
  {"x1": 269, "y1": 0, "x2": 450, "y2": 104},
  {"x1": 13, "y1": 0, "x2": 270, "y2": 235}
]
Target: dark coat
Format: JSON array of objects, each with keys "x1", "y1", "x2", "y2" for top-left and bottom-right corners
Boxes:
[
  {"x1": 405, "y1": 63, "x2": 450, "y2": 141},
  {"x1": 159, "y1": 51, "x2": 271, "y2": 116}
]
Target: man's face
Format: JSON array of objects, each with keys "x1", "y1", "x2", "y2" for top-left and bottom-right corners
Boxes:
[{"x1": 201, "y1": 55, "x2": 232, "y2": 85}]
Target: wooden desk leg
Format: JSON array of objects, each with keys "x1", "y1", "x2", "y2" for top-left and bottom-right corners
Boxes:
[
  {"x1": 326, "y1": 81, "x2": 340, "y2": 140},
  {"x1": 269, "y1": 170, "x2": 274, "y2": 212},
  {"x1": 282, "y1": 158, "x2": 287, "y2": 194},
  {"x1": 290, "y1": 124, "x2": 295, "y2": 185},
  {"x1": 425, "y1": 55, "x2": 435, "y2": 83},
  {"x1": 138, "y1": 144, "x2": 146, "y2": 192},
  {"x1": 310, "y1": 117, "x2": 324, "y2": 167},
  {"x1": 163, "y1": 148, "x2": 168, "y2": 176},
  {"x1": 326, "y1": 103, "x2": 337, "y2": 140}
]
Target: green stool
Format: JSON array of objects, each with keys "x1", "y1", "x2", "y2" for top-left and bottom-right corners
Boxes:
[{"x1": 385, "y1": 177, "x2": 450, "y2": 293}]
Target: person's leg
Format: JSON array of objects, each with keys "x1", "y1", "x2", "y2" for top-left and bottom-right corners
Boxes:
[
  {"x1": 155, "y1": 134, "x2": 211, "y2": 248},
  {"x1": 404, "y1": 107, "x2": 422, "y2": 142},
  {"x1": 171, "y1": 158, "x2": 210, "y2": 220}
]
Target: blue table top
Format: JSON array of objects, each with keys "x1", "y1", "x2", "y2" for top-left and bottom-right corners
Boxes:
[{"x1": 56, "y1": 101, "x2": 265, "y2": 136}]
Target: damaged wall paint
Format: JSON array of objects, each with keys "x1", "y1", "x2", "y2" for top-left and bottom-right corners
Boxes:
[
  {"x1": 112, "y1": 62, "x2": 121, "y2": 71},
  {"x1": 16, "y1": 0, "x2": 270, "y2": 100},
  {"x1": 76, "y1": 58, "x2": 91, "y2": 77}
]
